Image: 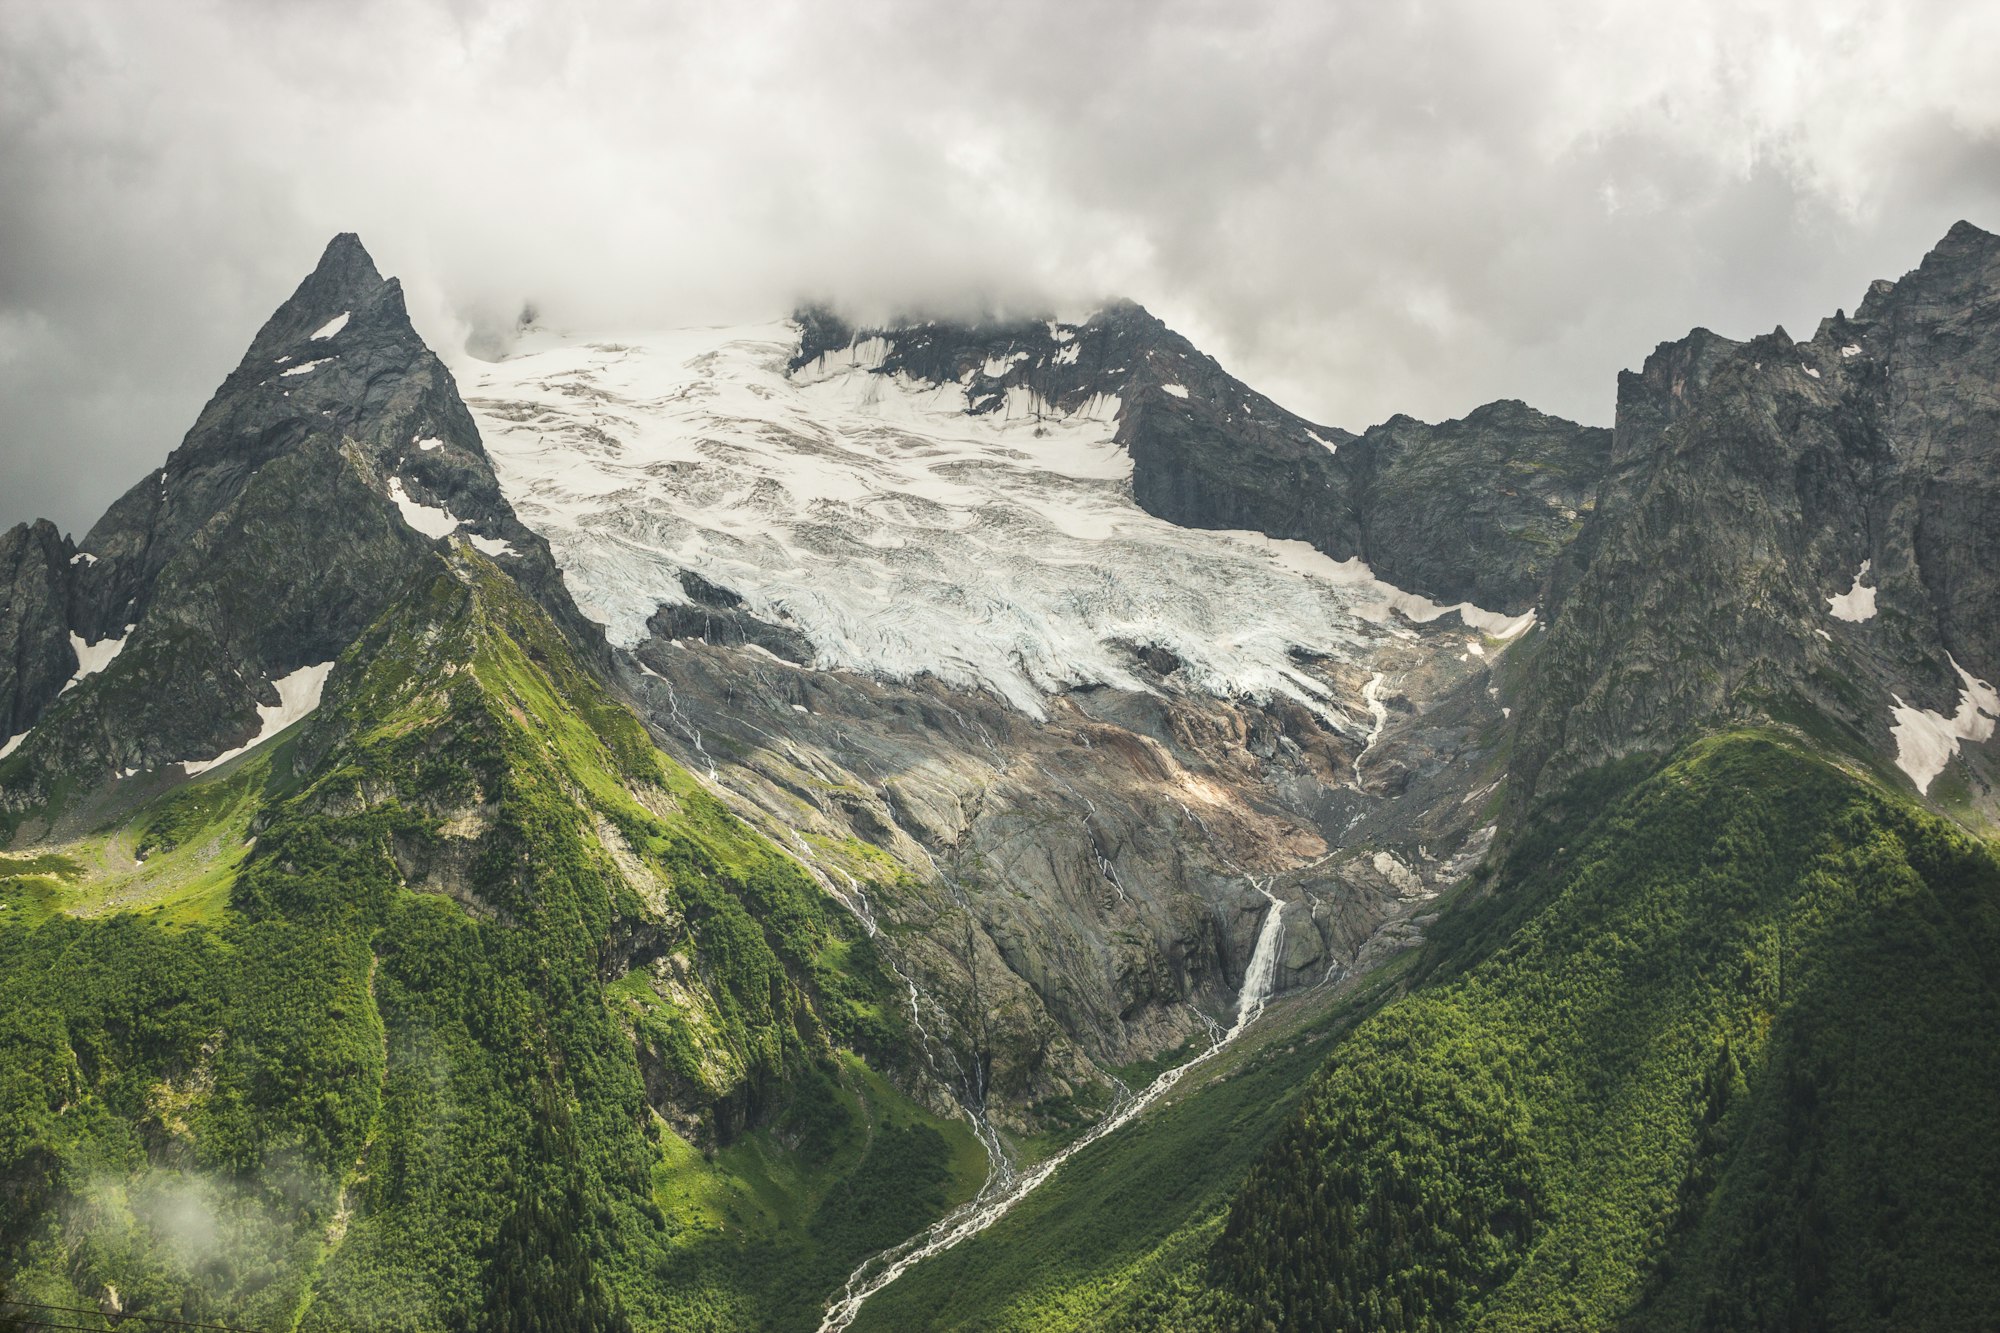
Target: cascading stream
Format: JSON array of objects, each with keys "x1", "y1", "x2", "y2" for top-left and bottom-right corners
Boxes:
[{"x1": 815, "y1": 882, "x2": 1292, "y2": 1332}]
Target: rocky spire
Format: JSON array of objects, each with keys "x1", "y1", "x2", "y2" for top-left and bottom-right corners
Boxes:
[{"x1": 0, "y1": 235, "x2": 594, "y2": 801}]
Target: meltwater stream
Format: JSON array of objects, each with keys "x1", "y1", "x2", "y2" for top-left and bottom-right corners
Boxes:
[{"x1": 816, "y1": 885, "x2": 1291, "y2": 1333}]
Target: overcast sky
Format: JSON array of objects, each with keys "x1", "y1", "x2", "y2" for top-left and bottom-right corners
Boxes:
[{"x1": 5, "y1": 0, "x2": 2000, "y2": 535}]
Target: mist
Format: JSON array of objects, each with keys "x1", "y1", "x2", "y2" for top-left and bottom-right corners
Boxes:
[{"x1": 5, "y1": 0, "x2": 2000, "y2": 533}]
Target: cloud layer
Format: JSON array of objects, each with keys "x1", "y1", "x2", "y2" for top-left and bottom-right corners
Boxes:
[{"x1": 5, "y1": 0, "x2": 2000, "y2": 533}]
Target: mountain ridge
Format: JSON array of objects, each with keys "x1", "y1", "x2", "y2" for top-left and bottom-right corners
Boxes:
[
  {"x1": 3, "y1": 221, "x2": 1999, "y2": 1331},
  {"x1": 788, "y1": 300, "x2": 1611, "y2": 615}
]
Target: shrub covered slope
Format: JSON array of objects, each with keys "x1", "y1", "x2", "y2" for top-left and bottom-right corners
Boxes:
[
  {"x1": 851, "y1": 732, "x2": 2000, "y2": 1331},
  {"x1": 0, "y1": 548, "x2": 980, "y2": 1332}
]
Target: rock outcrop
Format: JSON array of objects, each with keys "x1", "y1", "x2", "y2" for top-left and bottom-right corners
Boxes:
[{"x1": 1513, "y1": 220, "x2": 2000, "y2": 819}]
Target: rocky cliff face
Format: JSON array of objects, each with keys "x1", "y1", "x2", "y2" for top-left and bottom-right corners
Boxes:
[
  {"x1": 0, "y1": 234, "x2": 587, "y2": 818},
  {"x1": 1353, "y1": 400, "x2": 1610, "y2": 611},
  {"x1": 612, "y1": 612, "x2": 1510, "y2": 1128},
  {"x1": 0, "y1": 520, "x2": 75, "y2": 743},
  {"x1": 1513, "y1": 220, "x2": 2000, "y2": 820}
]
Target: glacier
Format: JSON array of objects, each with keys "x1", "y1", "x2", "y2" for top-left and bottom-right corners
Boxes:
[{"x1": 461, "y1": 322, "x2": 1526, "y2": 721}]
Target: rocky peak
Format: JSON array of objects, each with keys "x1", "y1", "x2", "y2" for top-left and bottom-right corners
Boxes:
[
  {"x1": 1512, "y1": 220, "x2": 2000, "y2": 824},
  {"x1": 0, "y1": 519, "x2": 77, "y2": 741},
  {"x1": 240, "y1": 231, "x2": 390, "y2": 361},
  {"x1": 1, "y1": 234, "x2": 592, "y2": 813}
]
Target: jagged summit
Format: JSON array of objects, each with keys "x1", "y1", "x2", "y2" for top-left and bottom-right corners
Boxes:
[
  {"x1": 0, "y1": 234, "x2": 584, "y2": 805},
  {"x1": 232, "y1": 231, "x2": 398, "y2": 368},
  {"x1": 1513, "y1": 218, "x2": 2000, "y2": 818}
]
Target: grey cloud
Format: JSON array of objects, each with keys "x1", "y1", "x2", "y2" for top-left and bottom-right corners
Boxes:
[{"x1": 4, "y1": 0, "x2": 2000, "y2": 533}]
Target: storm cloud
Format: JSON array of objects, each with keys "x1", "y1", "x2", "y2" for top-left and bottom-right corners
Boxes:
[{"x1": 5, "y1": 0, "x2": 2000, "y2": 533}]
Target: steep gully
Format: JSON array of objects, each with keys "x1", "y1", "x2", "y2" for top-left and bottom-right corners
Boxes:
[{"x1": 815, "y1": 872, "x2": 1291, "y2": 1333}]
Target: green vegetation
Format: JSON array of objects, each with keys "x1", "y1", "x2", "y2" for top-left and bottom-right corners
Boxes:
[
  {"x1": 12, "y1": 540, "x2": 1994, "y2": 1333},
  {"x1": 1152, "y1": 732, "x2": 2000, "y2": 1330},
  {"x1": 848, "y1": 961, "x2": 1409, "y2": 1332},
  {"x1": 0, "y1": 550, "x2": 978, "y2": 1331},
  {"x1": 851, "y1": 731, "x2": 2000, "y2": 1331}
]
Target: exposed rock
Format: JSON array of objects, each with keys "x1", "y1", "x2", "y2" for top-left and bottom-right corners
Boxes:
[
  {"x1": 1, "y1": 233, "x2": 597, "y2": 811},
  {"x1": 620, "y1": 600, "x2": 1513, "y2": 1129},
  {"x1": 1514, "y1": 220, "x2": 2000, "y2": 822},
  {"x1": 0, "y1": 519, "x2": 76, "y2": 739},
  {"x1": 1354, "y1": 400, "x2": 1611, "y2": 610},
  {"x1": 647, "y1": 571, "x2": 815, "y2": 664}
]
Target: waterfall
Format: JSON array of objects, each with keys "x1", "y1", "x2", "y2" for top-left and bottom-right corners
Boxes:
[{"x1": 817, "y1": 886, "x2": 1292, "y2": 1332}]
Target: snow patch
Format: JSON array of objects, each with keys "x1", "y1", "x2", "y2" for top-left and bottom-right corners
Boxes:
[
  {"x1": 1160, "y1": 383, "x2": 1189, "y2": 399},
  {"x1": 1802, "y1": 364, "x2": 1821, "y2": 379},
  {"x1": 69, "y1": 551, "x2": 98, "y2": 567},
  {"x1": 1826, "y1": 560, "x2": 1876, "y2": 622},
  {"x1": 183, "y1": 662, "x2": 335, "y2": 776},
  {"x1": 1840, "y1": 344, "x2": 1862, "y2": 358},
  {"x1": 1305, "y1": 429, "x2": 1340, "y2": 454},
  {"x1": 280, "y1": 358, "x2": 334, "y2": 377},
  {"x1": 1889, "y1": 656, "x2": 2000, "y2": 793},
  {"x1": 466, "y1": 533, "x2": 519, "y2": 558},
  {"x1": 388, "y1": 478, "x2": 459, "y2": 539},
  {"x1": 415, "y1": 437, "x2": 443, "y2": 452},
  {"x1": 310, "y1": 311, "x2": 350, "y2": 340},
  {"x1": 60, "y1": 626, "x2": 133, "y2": 694},
  {"x1": 0, "y1": 732, "x2": 26, "y2": 760}
]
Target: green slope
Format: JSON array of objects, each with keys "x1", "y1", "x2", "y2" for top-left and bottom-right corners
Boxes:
[
  {"x1": 851, "y1": 732, "x2": 2000, "y2": 1332},
  {"x1": 0, "y1": 547, "x2": 982, "y2": 1332},
  {"x1": 1170, "y1": 732, "x2": 2000, "y2": 1331}
]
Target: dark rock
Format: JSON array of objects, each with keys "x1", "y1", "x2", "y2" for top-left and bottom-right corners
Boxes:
[
  {"x1": 679, "y1": 569, "x2": 746, "y2": 610},
  {"x1": 1512, "y1": 220, "x2": 2000, "y2": 816},
  {"x1": 0, "y1": 520, "x2": 77, "y2": 738},
  {"x1": 1, "y1": 233, "x2": 602, "y2": 799},
  {"x1": 646, "y1": 575, "x2": 814, "y2": 664}
]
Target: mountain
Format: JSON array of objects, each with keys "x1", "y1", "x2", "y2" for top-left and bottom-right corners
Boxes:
[
  {"x1": 1514, "y1": 220, "x2": 2000, "y2": 821},
  {"x1": 0, "y1": 238, "x2": 985, "y2": 1331},
  {"x1": 0, "y1": 234, "x2": 587, "y2": 820},
  {"x1": 450, "y1": 309, "x2": 1556, "y2": 1135},
  {"x1": 793, "y1": 303, "x2": 1613, "y2": 615},
  {"x1": 841, "y1": 224, "x2": 2000, "y2": 1331},
  {"x1": 3, "y1": 223, "x2": 1999, "y2": 1332}
]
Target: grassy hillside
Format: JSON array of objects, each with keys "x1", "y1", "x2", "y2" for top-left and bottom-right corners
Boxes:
[
  {"x1": 844, "y1": 957, "x2": 1415, "y2": 1331},
  {"x1": 1156, "y1": 732, "x2": 2000, "y2": 1331},
  {"x1": 0, "y1": 548, "x2": 982, "y2": 1332},
  {"x1": 847, "y1": 732, "x2": 2000, "y2": 1331}
]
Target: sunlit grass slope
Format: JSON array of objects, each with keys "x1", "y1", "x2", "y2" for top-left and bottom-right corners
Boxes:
[
  {"x1": 859, "y1": 732, "x2": 2000, "y2": 1332},
  {"x1": 0, "y1": 547, "x2": 981, "y2": 1333}
]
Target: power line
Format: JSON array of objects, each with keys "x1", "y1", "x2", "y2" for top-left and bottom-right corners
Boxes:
[{"x1": 0, "y1": 1300, "x2": 265, "y2": 1333}]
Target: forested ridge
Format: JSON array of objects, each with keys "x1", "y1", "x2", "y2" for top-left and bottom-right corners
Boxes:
[
  {"x1": 1128, "y1": 733, "x2": 2000, "y2": 1330},
  {"x1": 0, "y1": 549, "x2": 980, "y2": 1331}
]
